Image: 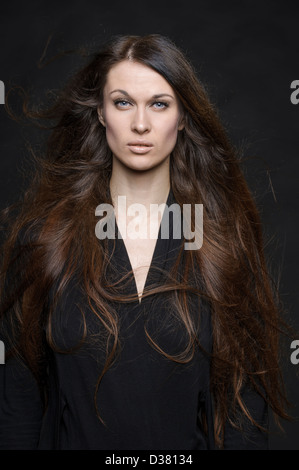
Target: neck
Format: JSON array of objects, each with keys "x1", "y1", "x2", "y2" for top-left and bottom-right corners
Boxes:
[{"x1": 109, "y1": 157, "x2": 170, "y2": 209}]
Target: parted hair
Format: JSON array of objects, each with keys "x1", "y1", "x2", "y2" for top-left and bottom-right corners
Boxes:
[{"x1": 0, "y1": 34, "x2": 290, "y2": 447}]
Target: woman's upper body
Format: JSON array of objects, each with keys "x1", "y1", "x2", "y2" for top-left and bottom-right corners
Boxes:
[
  {"x1": 0, "y1": 189, "x2": 268, "y2": 450},
  {"x1": 0, "y1": 34, "x2": 288, "y2": 450}
]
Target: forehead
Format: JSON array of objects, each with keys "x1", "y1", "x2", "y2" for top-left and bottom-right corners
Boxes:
[{"x1": 103, "y1": 60, "x2": 175, "y2": 96}]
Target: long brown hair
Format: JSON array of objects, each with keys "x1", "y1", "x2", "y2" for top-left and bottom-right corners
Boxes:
[{"x1": 0, "y1": 34, "x2": 290, "y2": 447}]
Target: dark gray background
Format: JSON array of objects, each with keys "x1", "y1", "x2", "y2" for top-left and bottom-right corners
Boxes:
[{"x1": 0, "y1": 0, "x2": 298, "y2": 450}]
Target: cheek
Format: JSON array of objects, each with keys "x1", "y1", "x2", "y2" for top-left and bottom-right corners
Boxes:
[
  {"x1": 104, "y1": 118, "x2": 123, "y2": 148},
  {"x1": 161, "y1": 120, "x2": 180, "y2": 145}
]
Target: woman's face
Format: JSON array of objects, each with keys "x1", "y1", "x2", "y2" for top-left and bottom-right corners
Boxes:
[{"x1": 98, "y1": 60, "x2": 184, "y2": 173}]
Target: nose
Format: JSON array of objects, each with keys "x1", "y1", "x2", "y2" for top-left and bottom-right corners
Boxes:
[{"x1": 131, "y1": 107, "x2": 151, "y2": 134}]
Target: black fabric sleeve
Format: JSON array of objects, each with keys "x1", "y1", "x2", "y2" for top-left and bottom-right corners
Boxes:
[
  {"x1": 0, "y1": 353, "x2": 43, "y2": 449},
  {"x1": 0, "y1": 229, "x2": 43, "y2": 449},
  {"x1": 223, "y1": 385, "x2": 269, "y2": 450}
]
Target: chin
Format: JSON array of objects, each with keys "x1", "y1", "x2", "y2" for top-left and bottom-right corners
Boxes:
[
  {"x1": 127, "y1": 163, "x2": 157, "y2": 173},
  {"x1": 120, "y1": 157, "x2": 160, "y2": 172},
  {"x1": 126, "y1": 154, "x2": 170, "y2": 171}
]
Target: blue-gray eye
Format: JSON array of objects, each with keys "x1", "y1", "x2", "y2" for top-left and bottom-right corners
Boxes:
[
  {"x1": 114, "y1": 99, "x2": 131, "y2": 107},
  {"x1": 152, "y1": 101, "x2": 169, "y2": 109}
]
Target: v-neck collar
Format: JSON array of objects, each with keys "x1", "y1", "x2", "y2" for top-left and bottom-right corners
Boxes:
[{"x1": 107, "y1": 188, "x2": 183, "y2": 305}]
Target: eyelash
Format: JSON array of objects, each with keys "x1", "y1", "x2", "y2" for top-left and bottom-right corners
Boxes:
[{"x1": 113, "y1": 99, "x2": 169, "y2": 109}]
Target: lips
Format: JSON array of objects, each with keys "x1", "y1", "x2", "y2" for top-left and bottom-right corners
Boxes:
[{"x1": 127, "y1": 141, "x2": 154, "y2": 154}]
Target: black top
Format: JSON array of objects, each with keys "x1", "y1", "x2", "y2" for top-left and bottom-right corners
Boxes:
[{"x1": 0, "y1": 189, "x2": 268, "y2": 450}]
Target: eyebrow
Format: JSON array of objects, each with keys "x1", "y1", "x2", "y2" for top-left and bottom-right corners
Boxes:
[{"x1": 109, "y1": 89, "x2": 174, "y2": 99}]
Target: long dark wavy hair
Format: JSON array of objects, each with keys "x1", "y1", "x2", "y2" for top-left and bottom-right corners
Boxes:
[{"x1": 0, "y1": 34, "x2": 290, "y2": 447}]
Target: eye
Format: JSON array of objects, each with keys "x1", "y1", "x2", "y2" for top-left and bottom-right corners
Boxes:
[
  {"x1": 152, "y1": 101, "x2": 169, "y2": 109},
  {"x1": 114, "y1": 99, "x2": 131, "y2": 108}
]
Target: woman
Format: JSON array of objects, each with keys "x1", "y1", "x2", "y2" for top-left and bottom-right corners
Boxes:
[{"x1": 0, "y1": 34, "x2": 289, "y2": 450}]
